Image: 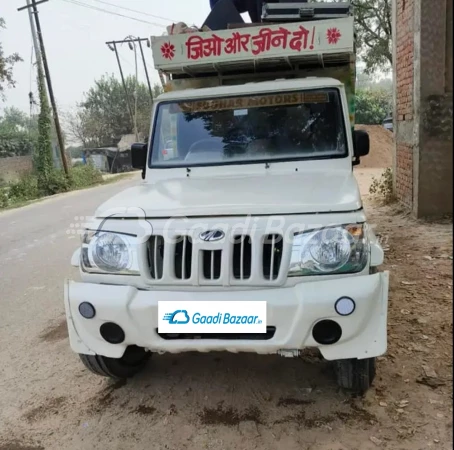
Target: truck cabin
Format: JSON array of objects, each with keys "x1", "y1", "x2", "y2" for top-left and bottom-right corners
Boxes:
[{"x1": 133, "y1": 2, "x2": 369, "y2": 174}]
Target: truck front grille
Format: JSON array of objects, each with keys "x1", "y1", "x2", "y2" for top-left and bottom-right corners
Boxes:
[
  {"x1": 174, "y1": 236, "x2": 192, "y2": 280},
  {"x1": 147, "y1": 235, "x2": 164, "y2": 280},
  {"x1": 145, "y1": 232, "x2": 285, "y2": 285},
  {"x1": 233, "y1": 235, "x2": 252, "y2": 280},
  {"x1": 263, "y1": 234, "x2": 283, "y2": 280},
  {"x1": 202, "y1": 250, "x2": 222, "y2": 280}
]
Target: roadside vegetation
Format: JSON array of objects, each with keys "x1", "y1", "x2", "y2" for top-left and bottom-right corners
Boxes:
[
  {"x1": 0, "y1": 164, "x2": 105, "y2": 209},
  {"x1": 369, "y1": 167, "x2": 395, "y2": 204}
]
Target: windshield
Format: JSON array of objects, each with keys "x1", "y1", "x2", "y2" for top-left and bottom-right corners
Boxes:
[{"x1": 150, "y1": 88, "x2": 347, "y2": 168}]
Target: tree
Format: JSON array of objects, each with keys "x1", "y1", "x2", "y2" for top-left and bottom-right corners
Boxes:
[
  {"x1": 0, "y1": 107, "x2": 37, "y2": 157},
  {"x1": 0, "y1": 18, "x2": 22, "y2": 100},
  {"x1": 352, "y1": 0, "x2": 392, "y2": 74},
  {"x1": 64, "y1": 74, "x2": 163, "y2": 147},
  {"x1": 356, "y1": 66, "x2": 392, "y2": 91},
  {"x1": 66, "y1": 145, "x2": 84, "y2": 159},
  {"x1": 316, "y1": 0, "x2": 392, "y2": 74},
  {"x1": 355, "y1": 88, "x2": 392, "y2": 124}
]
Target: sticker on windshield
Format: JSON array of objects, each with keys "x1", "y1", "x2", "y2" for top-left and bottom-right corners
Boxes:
[
  {"x1": 234, "y1": 109, "x2": 248, "y2": 116},
  {"x1": 176, "y1": 91, "x2": 329, "y2": 113}
]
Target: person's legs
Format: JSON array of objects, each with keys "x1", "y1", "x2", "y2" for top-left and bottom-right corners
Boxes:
[{"x1": 208, "y1": 0, "x2": 262, "y2": 23}]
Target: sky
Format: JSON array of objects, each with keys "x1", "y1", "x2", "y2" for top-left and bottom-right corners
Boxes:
[{"x1": 0, "y1": 0, "x2": 217, "y2": 114}]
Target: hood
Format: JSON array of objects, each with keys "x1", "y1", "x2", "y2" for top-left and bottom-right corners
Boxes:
[{"x1": 95, "y1": 171, "x2": 362, "y2": 218}]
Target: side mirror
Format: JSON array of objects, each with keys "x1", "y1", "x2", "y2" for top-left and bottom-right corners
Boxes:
[
  {"x1": 352, "y1": 129, "x2": 369, "y2": 165},
  {"x1": 131, "y1": 143, "x2": 148, "y2": 179},
  {"x1": 131, "y1": 143, "x2": 147, "y2": 169}
]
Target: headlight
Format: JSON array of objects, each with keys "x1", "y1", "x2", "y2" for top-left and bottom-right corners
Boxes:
[
  {"x1": 288, "y1": 224, "x2": 368, "y2": 276},
  {"x1": 81, "y1": 231, "x2": 140, "y2": 275}
]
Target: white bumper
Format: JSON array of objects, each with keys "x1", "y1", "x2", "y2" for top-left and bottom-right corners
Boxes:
[{"x1": 64, "y1": 272, "x2": 389, "y2": 361}]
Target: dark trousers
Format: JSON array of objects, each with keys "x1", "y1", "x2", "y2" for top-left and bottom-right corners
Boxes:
[{"x1": 209, "y1": 0, "x2": 262, "y2": 22}]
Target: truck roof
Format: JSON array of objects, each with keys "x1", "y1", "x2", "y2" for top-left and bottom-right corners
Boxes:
[{"x1": 156, "y1": 77, "x2": 343, "y2": 101}]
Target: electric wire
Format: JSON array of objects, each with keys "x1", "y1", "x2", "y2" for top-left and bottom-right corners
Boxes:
[
  {"x1": 60, "y1": 0, "x2": 169, "y2": 27},
  {"x1": 87, "y1": 0, "x2": 178, "y2": 23}
]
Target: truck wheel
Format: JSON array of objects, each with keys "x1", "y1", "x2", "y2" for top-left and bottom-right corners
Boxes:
[
  {"x1": 334, "y1": 357, "x2": 376, "y2": 395},
  {"x1": 79, "y1": 345, "x2": 151, "y2": 379}
]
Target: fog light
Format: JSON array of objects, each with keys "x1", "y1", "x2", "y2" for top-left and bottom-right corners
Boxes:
[
  {"x1": 100, "y1": 322, "x2": 125, "y2": 344},
  {"x1": 335, "y1": 297, "x2": 356, "y2": 316},
  {"x1": 312, "y1": 320, "x2": 342, "y2": 345},
  {"x1": 79, "y1": 302, "x2": 96, "y2": 319}
]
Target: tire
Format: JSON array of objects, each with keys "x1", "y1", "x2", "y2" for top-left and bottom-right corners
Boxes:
[
  {"x1": 79, "y1": 345, "x2": 151, "y2": 379},
  {"x1": 334, "y1": 357, "x2": 376, "y2": 395}
]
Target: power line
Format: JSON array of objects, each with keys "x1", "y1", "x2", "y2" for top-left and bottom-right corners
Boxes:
[
  {"x1": 60, "y1": 0, "x2": 169, "y2": 27},
  {"x1": 87, "y1": 0, "x2": 177, "y2": 23},
  {"x1": 18, "y1": 0, "x2": 70, "y2": 175}
]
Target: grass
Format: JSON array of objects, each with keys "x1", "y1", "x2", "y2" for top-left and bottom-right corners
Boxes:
[
  {"x1": 369, "y1": 167, "x2": 395, "y2": 204},
  {"x1": 0, "y1": 166, "x2": 134, "y2": 211}
]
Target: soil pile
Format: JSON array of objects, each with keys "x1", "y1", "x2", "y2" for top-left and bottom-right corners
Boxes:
[{"x1": 355, "y1": 124, "x2": 393, "y2": 169}]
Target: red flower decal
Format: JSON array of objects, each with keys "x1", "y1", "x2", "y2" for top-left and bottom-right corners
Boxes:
[
  {"x1": 326, "y1": 27, "x2": 342, "y2": 45},
  {"x1": 161, "y1": 42, "x2": 175, "y2": 60}
]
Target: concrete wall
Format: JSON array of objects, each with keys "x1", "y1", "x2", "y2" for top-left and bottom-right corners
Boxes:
[
  {"x1": 394, "y1": 0, "x2": 453, "y2": 217},
  {"x1": 0, "y1": 156, "x2": 34, "y2": 184}
]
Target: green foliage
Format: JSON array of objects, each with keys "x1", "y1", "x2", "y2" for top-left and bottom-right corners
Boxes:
[
  {"x1": 67, "y1": 145, "x2": 84, "y2": 159},
  {"x1": 70, "y1": 163, "x2": 103, "y2": 189},
  {"x1": 369, "y1": 167, "x2": 394, "y2": 203},
  {"x1": 7, "y1": 173, "x2": 39, "y2": 201},
  {"x1": 46, "y1": 169, "x2": 71, "y2": 195},
  {"x1": 315, "y1": 0, "x2": 392, "y2": 74},
  {"x1": 0, "y1": 107, "x2": 38, "y2": 157},
  {"x1": 0, "y1": 135, "x2": 33, "y2": 157},
  {"x1": 356, "y1": 68, "x2": 392, "y2": 92},
  {"x1": 0, "y1": 18, "x2": 22, "y2": 100},
  {"x1": 0, "y1": 164, "x2": 104, "y2": 209},
  {"x1": 352, "y1": 0, "x2": 392, "y2": 74},
  {"x1": 35, "y1": 65, "x2": 57, "y2": 194},
  {"x1": 355, "y1": 88, "x2": 392, "y2": 124},
  {"x1": 64, "y1": 74, "x2": 162, "y2": 147}
]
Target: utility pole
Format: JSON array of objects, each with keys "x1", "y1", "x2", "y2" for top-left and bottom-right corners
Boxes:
[
  {"x1": 106, "y1": 37, "x2": 154, "y2": 102},
  {"x1": 106, "y1": 41, "x2": 136, "y2": 138},
  {"x1": 18, "y1": 0, "x2": 70, "y2": 176},
  {"x1": 136, "y1": 39, "x2": 154, "y2": 102},
  {"x1": 25, "y1": 0, "x2": 48, "y2": 105},
  {"x1": 126, "y1": 37, "x2": 139, "y2": 141}
]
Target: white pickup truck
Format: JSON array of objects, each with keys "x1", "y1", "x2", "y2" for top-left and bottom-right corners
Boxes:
[{"x1": 65, "y1": 7, "x2": 388, "y2": 394}]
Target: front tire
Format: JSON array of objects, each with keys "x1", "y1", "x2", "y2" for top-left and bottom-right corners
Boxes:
[
  {"x1": 334, "y1": 357, "x2": 376, "y2": 395},
  {"x1": 79, "y1": 345, "x2": 151, "y2": 379}
]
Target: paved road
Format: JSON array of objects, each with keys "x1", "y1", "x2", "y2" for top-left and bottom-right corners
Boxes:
[{"x1": 0, "y1": 175, "x2": 139, "y2": 446}]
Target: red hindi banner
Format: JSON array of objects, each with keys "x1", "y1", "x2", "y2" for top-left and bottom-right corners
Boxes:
[{"x1": 152, "y1": 18, "x2": 354, "y2": 71}]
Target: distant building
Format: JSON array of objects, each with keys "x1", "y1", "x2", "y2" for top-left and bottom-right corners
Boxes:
[{"x1": 83, "y1": 133, "x2": 145, "y2": 173}]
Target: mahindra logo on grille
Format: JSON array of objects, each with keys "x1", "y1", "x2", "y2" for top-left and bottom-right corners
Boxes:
[{"x1": 200, "y1": 230, "x2": 225, "y2": 242}]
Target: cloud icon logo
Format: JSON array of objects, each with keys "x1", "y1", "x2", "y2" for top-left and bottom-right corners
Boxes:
[{"x1": 163, "y1": 310, "x2": 190, "y2": 325}]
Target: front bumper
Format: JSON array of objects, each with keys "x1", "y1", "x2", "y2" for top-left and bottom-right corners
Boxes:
[{"x1": 64, "y1": 272, "x2": 389, "y2": 361}]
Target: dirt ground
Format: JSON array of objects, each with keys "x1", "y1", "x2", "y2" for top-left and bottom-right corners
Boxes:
[{"x1": 0, "y1": 161, "x2": 452, "y2": 449}]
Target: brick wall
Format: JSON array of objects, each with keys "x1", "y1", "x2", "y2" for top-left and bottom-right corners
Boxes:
[
  {"x1": 396, "y1": 0, "x2": 414, "y2": 119},
  {"x1": 0, "y1": 156, "x2": 34, "y2": 183},
  {"x1": 395, "y1": 143, "x2": 413, "y2": 207},
  {"x1": 394, "y1": 0, "x2": 453, "y2": 217},
  {"x1": 395, "y1": 0, "x2": 415, "y2": 205}
]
